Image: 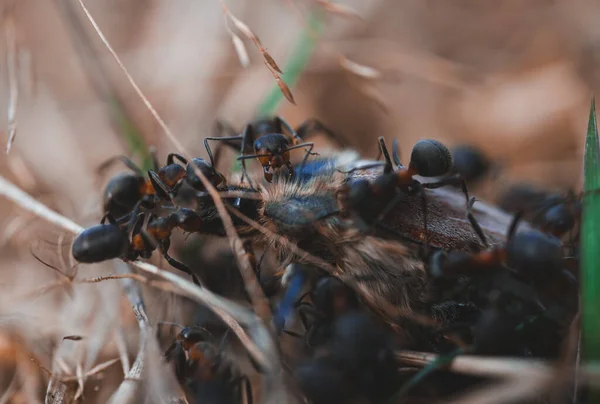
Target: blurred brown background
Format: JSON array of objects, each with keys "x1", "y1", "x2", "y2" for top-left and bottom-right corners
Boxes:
[{"x1": 0, "y1": 0, "x2": 598, "y2": 401}]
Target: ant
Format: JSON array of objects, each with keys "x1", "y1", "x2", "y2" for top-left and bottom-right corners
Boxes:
[
  {"x1": 280, "y1": 271, "x2": 360, "y2": 348},
  {"x1": 71, "y1": 209, "x2": 203, "y2": 285},
  {"x1": 206, "y1": 116, "x2": 342, "y2": 185},
  {"x1": 497, "y1": 184, "x2": 581, "y2": 239},
  {"x1": 163, "y1": 325, "x2": 253, "y2": 404},
  {"x1": 337, "y1": 136, "x2": 465, "y2": 235},
  {"x1": 428, "y1": 198, "x2": 568, "y2": 284}
]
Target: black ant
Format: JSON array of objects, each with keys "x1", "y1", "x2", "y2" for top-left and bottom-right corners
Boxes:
[
  {"x1": 206, "y1": 116, "x2": 342, "y2": 185},
  {"x1": 428, "y1": 198, "x2": 568, "y2": 284},
  {"x1": 337, "y1": 136, "x2": 464, "y2": 235},
  {"x1": 497, "y1": 184, "x2": 581, "y2": 239},
  {"x1": 280, "y1": 272, "x2": 360, "y2": 348},
  {"x1": 71, "y1": 209, "x2": 203, "y2": 285},
  {"x1": 163, "y1": 325, "x2": 253, "y2": 404}
]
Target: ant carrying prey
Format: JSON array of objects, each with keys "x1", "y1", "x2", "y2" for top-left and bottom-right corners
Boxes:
[
  {"x1": 337, "y1": 136, "x2": 467, "y2": 236},
  {"x1": 206, "y1": 115, "x2": 343, "y2": 184}
]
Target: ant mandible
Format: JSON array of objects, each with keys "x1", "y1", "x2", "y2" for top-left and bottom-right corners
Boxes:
[{"x1": 205, "y1": 116, "x2": 344, "y2": 185}]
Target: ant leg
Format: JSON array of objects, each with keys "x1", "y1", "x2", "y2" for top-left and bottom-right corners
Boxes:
[
  {"x1": 274, "y1": 115, "x2": 301, "y2": 143},
  {"x1": 288, "y1": 142, "x2": 316, "y2": 172},
  {"x1": 97, "y1": 155, "x2": 144, "y2": 177},
  {"x1": 377, "y1": 137, "x2": 394, "y2": 174},
  {"x1": 240, "y1": 124, "x2": 257, "y2": 188},
  {"x1": 282, "y1": 329, "x2": 305, "y2": 339},
  {"x1": 296, "y1": 302, "x2": 322, "y2": 331},
  {"x1": 167, "y1": 153, "x2": 187, "y2": 165},
  {"x1": 507, "y1": 211, "x2": 524, "y2": 240},
  {"x1": 392, "y1": 139, "x2": 402, "y2": 168},
  {"x1": 148, "y1": 170, "x2": 175, "y2": 202},
  {"x1": 466, "y1": 197, "x2": 489, "y2": 248},
  {"x1": 160, "y1": 241, "x2": 202, "y2": 286},
  {"x1": 160, "y1": 246, "x2": 200, "y2": 285},
  {"x1": 295, "y1": 118, "x2": 346, "y2": 147},
  {"x1": 101, "y1": 213, "x2": 118, "y2": 225},
  {"x1": 203, "y1": 136, "x2": 243, "y2": 169}
]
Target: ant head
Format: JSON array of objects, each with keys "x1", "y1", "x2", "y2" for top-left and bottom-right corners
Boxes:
[
  {"x1": 253, "y1": 134, "x2": 291, "y2": 169},
  {"x1": 506, "y1": 230, "x2": 563, "y2": 277},
  {"x1": 186, "y1": 157, "x2": 223, "y2": 191},
  {"x1": 178, "y1": 326, "x2": 211, "y2": 350},
  {"x1": 541, "y1": 203, "x2": 577, "y2": 236},
  {"x1": 169, "y1": 208, "x2": 202, "y2": 232},
  {"x1": 409, "y1": 139, "x2": 452, "y2": 177},
  {"x1": 450, "y1": 145, "x2": 490, "y2": 182},
  {"x1": 157, "y1": 163, "x2": 186, "y2": 188}
]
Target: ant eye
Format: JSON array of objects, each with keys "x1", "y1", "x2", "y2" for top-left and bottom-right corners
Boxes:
[{"x1": 410, "y1": 139, "x2": 452, "y2": 177}]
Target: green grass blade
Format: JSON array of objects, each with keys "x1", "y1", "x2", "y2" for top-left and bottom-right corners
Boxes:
[
  {"x1": 582, "y1": 96, "x2": 600, "y2": 370},
  {"x1": 256, "y1": 8, "x2": 325, "y2": 117}
]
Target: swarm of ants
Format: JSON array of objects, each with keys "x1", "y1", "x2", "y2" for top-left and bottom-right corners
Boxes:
[{"x1": 63, "y1": 114, "x2": 582, "y2": 403}]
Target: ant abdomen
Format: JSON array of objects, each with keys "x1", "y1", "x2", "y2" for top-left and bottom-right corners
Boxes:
[
  {"x1": 72, "y1": 224, "x2": 128, "y2": 263},
  {"x1": 410, "y1": 139, "x2": 453, "y2": 177},
  {"x1": 103, "y1": 172, "x2": 146, "y2": 217}
]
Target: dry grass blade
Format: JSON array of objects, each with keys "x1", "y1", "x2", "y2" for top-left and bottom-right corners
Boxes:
[
  {"x1": 61, "y1": 358, "x2": 120, "y2": 382},
  {"x1": 231, "y1": 33, "x2": 250, "y2": 68},
  {"x1": 445, "y1": 377, "x2": 546, "y2": 404},
  {"x1": 396, "y1": 350, "x2": 552, "y2": 379},
  {"x1": 114, "y1": 328, "x2": 130, "y2": 375},
  {"x1": 340, "y1": 56, "x2": 381, "y2": 79},
  {"x1": 262, "y1": 51, "x2": 283, "y2": 74},
  {"x1": 315, "y1": 0, "x2": 362, "y2": 19},
  {"x1": 5, "y1": 11, "x2": 18, "y2": 154},
  {"x1": 74, "y1": 0, "x2": 281, "y2": 374},
  {"x1": 273, "y1": 73, "x2": 296, "y2": 105}
]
